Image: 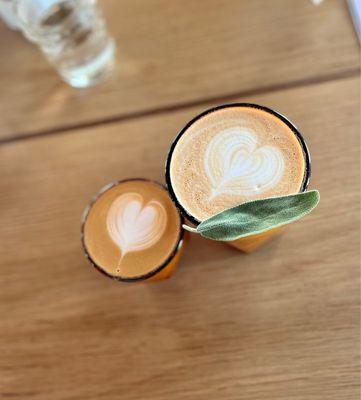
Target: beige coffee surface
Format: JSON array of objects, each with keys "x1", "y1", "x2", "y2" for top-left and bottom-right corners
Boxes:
[
  {"x1": 83, "y1": 180, "x2": 181, "y2": 278},
  {"x1": 170, "y1": 106, "x2": 306, "y2": 221}
]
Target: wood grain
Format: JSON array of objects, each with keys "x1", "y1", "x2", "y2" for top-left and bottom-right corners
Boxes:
[
  {"x1": 0, "y1": 0, "x2": 359, "y2": 140},
  {"x1": 0, "y1": 76, "x2": 359, "y2": 400}
]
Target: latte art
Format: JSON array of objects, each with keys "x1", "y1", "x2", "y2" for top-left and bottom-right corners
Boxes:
[
  {"x1": 82, "y1": 179, "x2": 182, "y2": 280},
  {"x1": 107, "y1": 193, "x2": 167, "y2": 268},
  {"x1": 168, "y1": 105, "x2": 307, "y2": 221},
  {"x1": 204, "y1": 127, "x2": 284, "y2": 199}
]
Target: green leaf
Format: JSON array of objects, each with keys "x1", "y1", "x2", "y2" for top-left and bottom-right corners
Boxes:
[{"x1": 183, "y1": 190, "x2": 320, "y2": 241}]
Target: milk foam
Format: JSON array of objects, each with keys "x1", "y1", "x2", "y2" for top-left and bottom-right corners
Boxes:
[
  {"x1": 204, "y1": 127, "x2": 284, "y2": 199},
  {"x1": 106, "y1": 192, "x2": 167, "y2": 270},
  {"x1": 83, "y1": 180, "x2": 182, "y2": 279},
  {"x1": 169, "y1": 106, "x2": 306, "y2": 221}
]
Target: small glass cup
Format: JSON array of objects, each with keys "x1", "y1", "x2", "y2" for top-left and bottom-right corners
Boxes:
[
  {"x1": 14, "y1": 0, "x2": 115, "y2": 88},
  {"x1": 81, "y1": 179, "x2": 186, "y2": 283},
  {"x1": 165, "y1": 103, "x2": 311, "y2": 252}
]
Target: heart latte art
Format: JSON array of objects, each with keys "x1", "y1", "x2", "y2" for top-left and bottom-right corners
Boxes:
[
  {"x1": 83, "y1": 179, "x2": 182, "y2": 279},
  {"x1": 106, "y1": 193, "x2": 167, "y2": 267},
  {"x1": 204, "y1": 127, "x2": 284, "y2": 199},
  {"x1": 168, "y1": 105, "x2": 306, "y2": 221}
]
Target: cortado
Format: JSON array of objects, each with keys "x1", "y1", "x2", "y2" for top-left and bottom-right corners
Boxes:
[
  {"x1": 166, "y1": 103, "x2": 310, "y2": 251},
  {"x1": 82, "y1": 179, "x2": 184, "y2": 282}
]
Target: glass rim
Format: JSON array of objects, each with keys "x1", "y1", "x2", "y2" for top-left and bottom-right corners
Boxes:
[
  {"x1": 81, "y1": 178, "x2": 185, "y2": 283},
  {"x1": 165, "y1": 102, "x2": 312, "y2": 226}
]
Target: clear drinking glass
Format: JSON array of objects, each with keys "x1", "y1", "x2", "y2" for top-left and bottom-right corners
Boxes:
[{"x1": 14, "y1": 0, "x2": 116, "y2": 88}]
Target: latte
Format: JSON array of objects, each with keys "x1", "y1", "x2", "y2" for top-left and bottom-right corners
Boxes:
[
  {"x1": 167, "y1": 104, "x2": 310, "y2": 223},
  {"x1": 82, "y1": 179, "x2": 184, "y2": 281}
]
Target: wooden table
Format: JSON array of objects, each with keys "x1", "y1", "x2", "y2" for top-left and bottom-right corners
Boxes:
[{"x1": 0, "y1": 1, "x2": 359, "y2": 399}]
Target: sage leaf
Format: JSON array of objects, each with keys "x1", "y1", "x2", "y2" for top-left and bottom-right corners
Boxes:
[{"x1": 183, "y1": 190, "x2": 320, "y2": 241}]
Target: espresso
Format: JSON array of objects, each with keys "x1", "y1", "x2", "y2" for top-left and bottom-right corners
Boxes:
[
  {"x1": 168, "y1": 105, "x2": 307, "y2": 222},
  {"x1": 82, "y1": 179, "x2": 183, "y2": 280}
]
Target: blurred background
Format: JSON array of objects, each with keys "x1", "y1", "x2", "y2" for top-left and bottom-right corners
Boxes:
[
  {"x1": 0, "y1": 1, "x2": 360, "y2": 399},
  {"x1": 0, "y1": 0, "x2": 359, "y2": 139}
]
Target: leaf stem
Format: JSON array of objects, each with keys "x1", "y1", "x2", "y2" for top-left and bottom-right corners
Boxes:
[{"x1": 182, "y1": 224, "x2": 198, "y2": 233}]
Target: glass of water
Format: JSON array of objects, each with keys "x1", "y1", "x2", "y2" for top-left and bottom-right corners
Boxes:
[{"x1": 14, "y1": 0, "x2": 116, "y2": 88}]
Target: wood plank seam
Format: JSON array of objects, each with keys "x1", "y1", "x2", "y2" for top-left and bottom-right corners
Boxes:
[{"x1": 0, "y1": 67, "x2": 359, "y2": 147}]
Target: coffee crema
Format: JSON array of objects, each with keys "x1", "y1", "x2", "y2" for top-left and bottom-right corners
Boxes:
[
  {"x1": 168, "y1": 105, "x2": 307, "y2": 221},
  {"x1": 82, "y1": 179, "x2": 183, "y2": 280}
]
